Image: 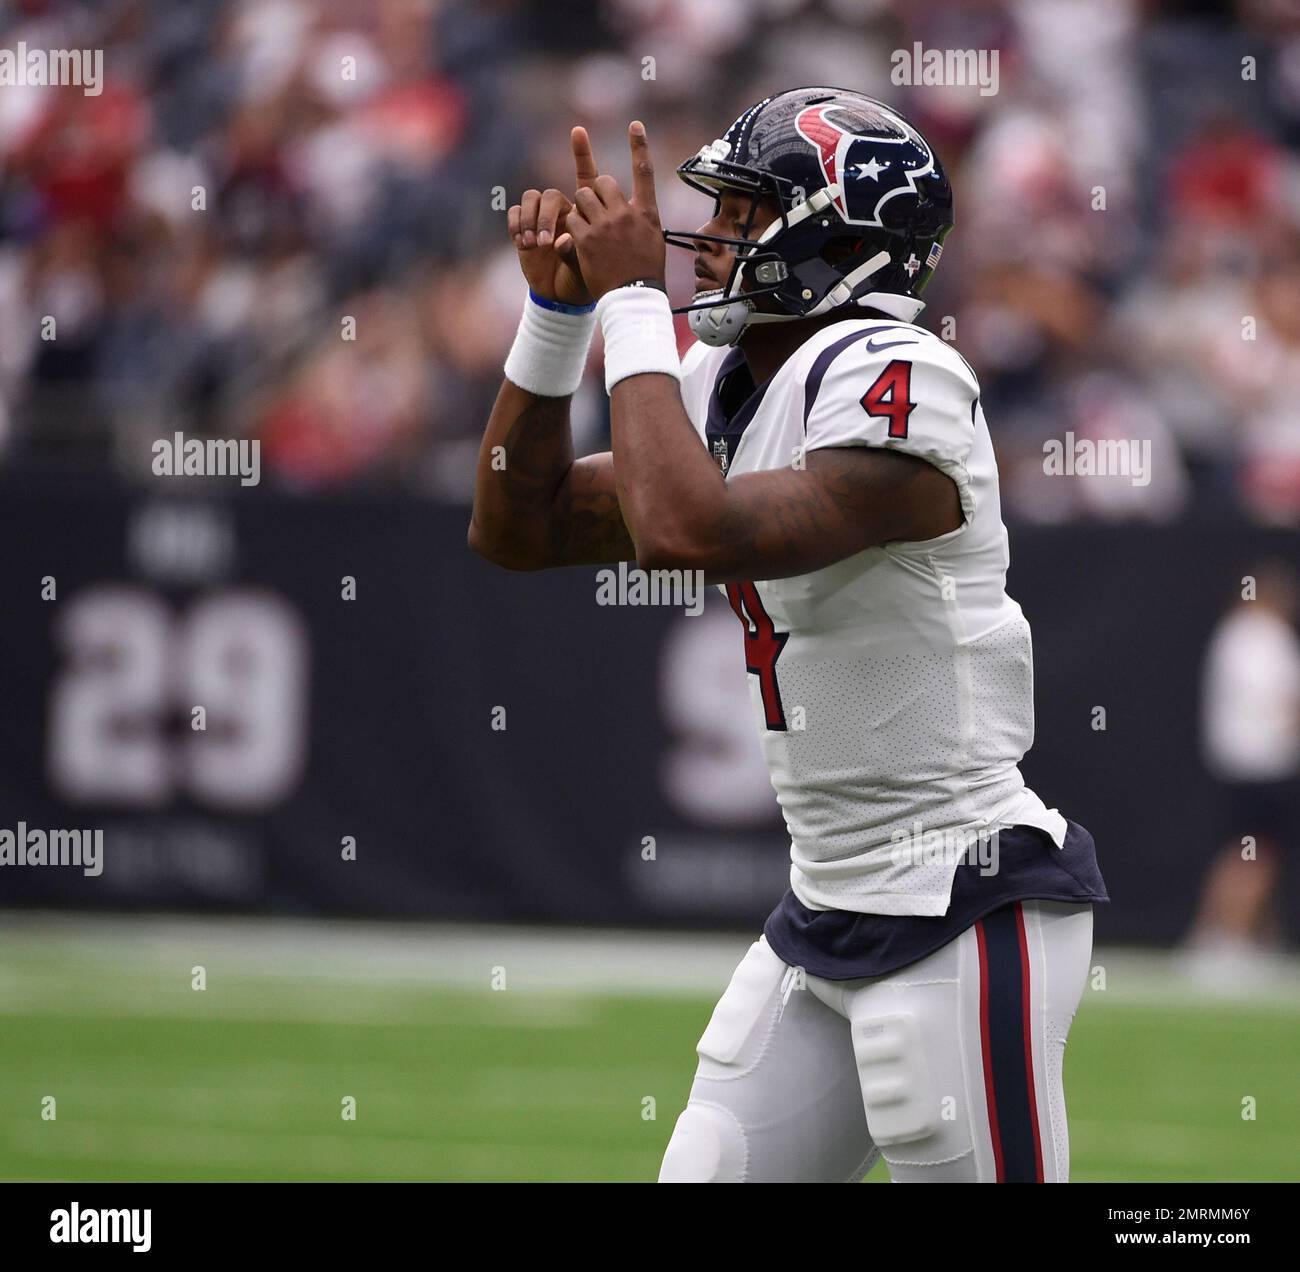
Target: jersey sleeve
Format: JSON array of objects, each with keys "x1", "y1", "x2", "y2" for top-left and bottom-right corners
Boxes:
[
  {"x1": 677, "y1": 338, "x2": 722, "y2": 443},
  {"x1": 802, "y1": 334, "x2": 980, "y2": 523},
  {"x1": 679, "y1": 339, "x2": 714, "y2": 379}
]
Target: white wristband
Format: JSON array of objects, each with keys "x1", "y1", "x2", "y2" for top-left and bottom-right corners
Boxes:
[
  {"x1": 597, "y1": 285, "x2": 681, "y2": 394},
  {"x1": 503, "y1": 289, "x2": 597, "y2": 398}
]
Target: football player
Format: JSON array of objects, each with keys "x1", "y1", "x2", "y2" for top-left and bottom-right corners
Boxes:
[{"x1": 470, "y1": 88, "x2": 1108, "y2": 1183}]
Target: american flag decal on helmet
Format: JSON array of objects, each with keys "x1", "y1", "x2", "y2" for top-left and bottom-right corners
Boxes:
[{"x1": 927, "y1": 241, "x2": 944, "y2": 269}]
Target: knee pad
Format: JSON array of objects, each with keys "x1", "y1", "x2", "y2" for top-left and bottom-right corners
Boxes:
[
  {"x1": 853, "y1": 1012, "x2": 938, "y2": 1146},
  {"x1": 658, "y1": 1101, "x2": 748, "y2": 1183}
]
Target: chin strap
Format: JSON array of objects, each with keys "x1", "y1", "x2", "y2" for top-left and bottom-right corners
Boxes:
[
  {"x1": 805, "y1": 250, "x2": 892, "y2": 316},
  {"x1": 687, "y1": 292, "x2": 754, "y2": 346},
  {"x1": 687, "y1": 249, "x2": 925, "y2": 346}
]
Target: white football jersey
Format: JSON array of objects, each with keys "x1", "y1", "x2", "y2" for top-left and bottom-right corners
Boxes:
[{"x1": 677, "y1": 317, "x2": 1067, "y2": 916}]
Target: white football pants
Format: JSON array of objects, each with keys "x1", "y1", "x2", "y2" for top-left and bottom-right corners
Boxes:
[{"x1": 659, "y1": 900, "x2": 1094, "y2": 1182}]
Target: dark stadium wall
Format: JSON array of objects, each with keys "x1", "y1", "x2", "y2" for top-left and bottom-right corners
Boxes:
[{"x1": 0, "y1": 474, "x2": 1296, "y2": 950}]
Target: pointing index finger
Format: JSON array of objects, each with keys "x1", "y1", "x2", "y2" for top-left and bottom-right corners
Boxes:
[
  {"x1": 571, "y1": 126, "x2": 598, "y2": 191},
  {"x1": 628, "y1": 120, "x2": 657, "y2": 210}
]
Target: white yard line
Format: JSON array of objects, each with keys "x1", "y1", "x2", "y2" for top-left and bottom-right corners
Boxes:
[{"x1": 2, "y1": 911, "x2": 1298, "y2": 1008}]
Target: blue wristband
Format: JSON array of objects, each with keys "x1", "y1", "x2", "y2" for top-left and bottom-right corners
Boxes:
[{"x1": 528, "y1": 289, "x2": 597, "y2": 316}]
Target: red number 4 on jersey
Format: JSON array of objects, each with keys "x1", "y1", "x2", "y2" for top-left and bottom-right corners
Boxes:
[
  {"x1": 726, "y1": 581, "x2": 789, "y2": 731},
  {"x1": 861, "y1": 359, "x2": 915, "y2": 439}
]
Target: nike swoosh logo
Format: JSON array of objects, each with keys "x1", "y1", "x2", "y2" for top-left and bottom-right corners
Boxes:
[{"x1": 865, "y1": 337, "x2": 917, "y2": 353}]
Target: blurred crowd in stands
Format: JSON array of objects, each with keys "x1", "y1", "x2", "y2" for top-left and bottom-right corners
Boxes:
[{"x1": 1, "y1": 0, "x2": 1299, "y2": 519}]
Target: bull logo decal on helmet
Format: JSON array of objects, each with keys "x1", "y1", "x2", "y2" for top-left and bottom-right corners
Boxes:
[{"x1": 793, "y1": 103, "x2": 935, "y2": 229}]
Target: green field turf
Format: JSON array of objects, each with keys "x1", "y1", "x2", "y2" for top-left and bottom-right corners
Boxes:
[{"x1": 1, "y1": 916, "x2": 1296, "y2": 1182}]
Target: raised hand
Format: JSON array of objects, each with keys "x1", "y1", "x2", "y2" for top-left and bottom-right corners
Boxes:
[
  {"x1": 507, "y1": 127, "x2": 599, "y2": 306},
  {"x1": 565, "y1": 121, "x2": 667, "y2": 301}
]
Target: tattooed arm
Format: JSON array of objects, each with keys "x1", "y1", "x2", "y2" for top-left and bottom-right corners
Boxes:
[
  {"x1": 608, "y1": 372, "x2": 962, "y2": 584},
  {"x1": 468, "y1": 379, "x2": 635, "y2": 570}
]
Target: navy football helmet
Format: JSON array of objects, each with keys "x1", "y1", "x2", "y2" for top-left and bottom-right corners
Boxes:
[{"x1": 663, "y1": 87, "x2": 954, "y2": 346}]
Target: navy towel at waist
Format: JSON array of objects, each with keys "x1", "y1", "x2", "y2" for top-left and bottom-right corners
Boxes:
[{"x1": 763, "y1": 820, "x2": 1108, "y2": 981}]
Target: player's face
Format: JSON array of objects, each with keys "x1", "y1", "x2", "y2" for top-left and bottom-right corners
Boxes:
[{"x1": 692, "y1": 190, "x2": 782, "y2": 295}]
